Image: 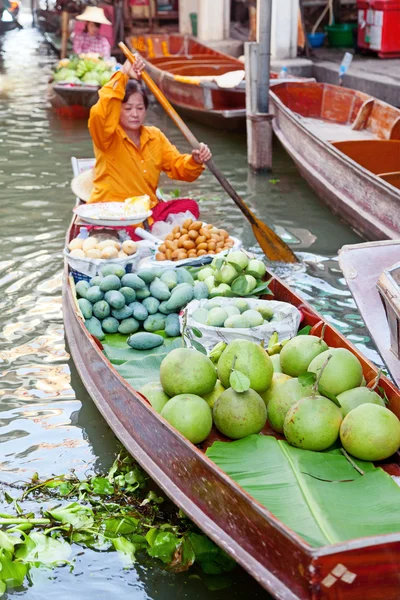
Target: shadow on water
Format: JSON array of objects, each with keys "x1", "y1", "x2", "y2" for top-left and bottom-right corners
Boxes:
[{"x1": 0, "y1": 14, "x2": 383, "y2": 600}]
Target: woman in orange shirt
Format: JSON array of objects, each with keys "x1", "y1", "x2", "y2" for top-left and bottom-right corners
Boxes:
[{"x1": 88, "y1": 58, "x2": 212, "y2": 207}]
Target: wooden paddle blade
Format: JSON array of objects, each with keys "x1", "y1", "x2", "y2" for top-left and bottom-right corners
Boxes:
[{"x1": 251, "y1": 216, "x2": 298, "y2": 263}]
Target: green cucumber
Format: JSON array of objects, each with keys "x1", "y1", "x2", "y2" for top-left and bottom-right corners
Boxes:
[
  {"x1": 118, "y1": 318, "x2": 140, "y2": 335},
  {"x1": 102, "y1": 317, "x2": 120, "y2": 334},
  {"x1": 104, "y1": 290, "x2": 126, "y2": 310},
  {"x1": 127, "y1": 332, "x2": 164, "y2": 350},
  {"x1": 119, "y1": 287, "x2": 136, "y2": 304},
  {"x1": 78, "y1": 298, "x2": 93, "y2": 319},
  {"x1": 86, "y1": 286, "x2": 104, "y2": 304},
  {"x1": 121, "y1": 273, "x2": 146, "y2": 290},
  {"x1": 165, "y1": 313, "x2": 180, "y2": 337},
  {"x1": 142, "y1": 297, "x2": 160, "y2": 315},
  {"x1": 75, "y1": 280, "x2": 91, "y2": 298},
  {"x1": 92, "y1": 300, "x2": 111, "y2": 320},
  {"x1": 100, "y1": 275, "x2": 121, "y2": 292}
]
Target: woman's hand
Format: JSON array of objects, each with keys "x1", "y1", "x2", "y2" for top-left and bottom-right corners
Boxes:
[
  {"x1": 192, "y1": 143, "x2": 212, "y2": 164},
  {"x1": 121, "y1": 56, "x2": 146, "y2": 80}
]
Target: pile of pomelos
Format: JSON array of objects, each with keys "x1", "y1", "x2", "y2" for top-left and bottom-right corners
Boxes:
[{"x1": 140, "y1": 334, "x2": 400, "y2": 462}]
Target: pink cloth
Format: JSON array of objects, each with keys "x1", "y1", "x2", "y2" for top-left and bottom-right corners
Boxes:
[{"x1": 73, "y1": 33, "x2": 111, "y2": 58}]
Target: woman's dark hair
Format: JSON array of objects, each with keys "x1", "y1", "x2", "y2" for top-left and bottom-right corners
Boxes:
[
  {"x1": 123, "y1": 79, "x2": 149, "y2": 109},
  {"x1": 84, "y1": 21, "x2": 101, "y2": 33}
]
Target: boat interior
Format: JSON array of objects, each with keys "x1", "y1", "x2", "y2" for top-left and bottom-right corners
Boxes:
[
  {"x1": 272, "y1": 82, "x2": 400, "y2": 188},
  {"x1": 130, "y1": 34, "x2": 254, "y2": 78}
]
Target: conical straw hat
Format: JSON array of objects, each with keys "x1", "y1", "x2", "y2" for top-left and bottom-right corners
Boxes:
[
  {"x1": 76, "y1": 6, "x2": 112, "y2": 26},
  {"x1": 71, "y1": 168, "x2": 94, "y2": 202}
]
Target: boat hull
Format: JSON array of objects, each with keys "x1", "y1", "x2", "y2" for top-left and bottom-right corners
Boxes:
[
  {"x1": 64, "y1": 211, "x2": 400, "y2": 599},
  {"x1": 339, "y1": 240, "x2": 400, "y2": 387},
  {"x1": 270, "y1": 90, "x2": 400, "y2": 241},
  {"x1": 49, "y1": 84, "x2": 99, "y2": 118}
]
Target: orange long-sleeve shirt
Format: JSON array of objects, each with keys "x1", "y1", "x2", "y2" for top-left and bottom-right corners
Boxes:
[{"x1": 87, "y1": 71, "x2": 204, "y2": 205}]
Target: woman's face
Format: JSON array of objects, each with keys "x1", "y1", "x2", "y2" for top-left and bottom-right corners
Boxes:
[
  {"x1": 87, "y1": 21, "x2": 99, "y2": 36},
  {"x1": 120, "y1": 92, "x2": 147, "y2": 133}
]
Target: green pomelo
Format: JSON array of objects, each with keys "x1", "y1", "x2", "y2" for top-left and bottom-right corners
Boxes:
[
  {"x1": 259, "y1": 373, "x2": 292, "y2": 407},
  {"x1": 161, "y1": 394, "x2": 212, "y2": 444},
  {"x1": 209, "y1": 283, "x2": 230, "y2": 297},
  {"x1": 139, "y1": 382, "x2": 170, "y2": 413},
  {"x1": 205, "y1": 299, "x2": 222, "y2": 310},
  {"x1": 215, "y1": 264, "x2": 237, "y2": 285},
  {"x1": 270, "y1": 354, "x2": 282, "y2": 373},
  {"x1": 192, "y1": 307, "x2": 209, "y2": 325},
  {"x1": 204, "y1": 276, "x2": 215, "y2": 292},
  {"x1": 267, "y1": 377, "x2": 314, "y2": 433},
  {"x1": 340, "y1": 404, "x2": 400, "y2": 461},
  {"x1": 245, "y1": 259, "x2": 266, "y2": 278},
  {"x1": 197, "y1": 267, "x2": 214, "y2": 282},
  {"x1": 256, "y1": 305, "x2": 274, "y2": 320},
  {"x1": 202, "y1": 380, "x2": 226, "y2": 408},
  {"x1": 284, "y1": 395, "x2": 342, "y2": 451},
  {"x1": 241, "y1": 309, "x2": 264, "y2": 328},
  {"x1": 224, "y1": 315, "x2": 246, "y2": 329},
  {"x1": 160, "y1": 348, "x2": 217, "y2": 397},
  {"x1": 234, "y1": 299, "x2": 249, "y2": 313},
  {"x1": 213, "y1": 388, "x2": 267, "y2": 439},
  {"x1": 280, "y1": 335, "x2": 328, "y2": 377},
  {"x1": 308, "y1": 348, "x2": 363, "y2": 396},
  {"x1": 226, "y1": 251, "x2": 249, "y2": 271},
  {"x1": 225, "y1": 306, "x2": 240, "y2": 318},
  {"x1": 337, "y1": 387, "x2": 386, "y2": 417},
  {"x1": 217, "y1": 339, "x2": 273, "y2": 393},
  {"x1": 207, "y1": 307, "x2": 228, "y2": 327}
]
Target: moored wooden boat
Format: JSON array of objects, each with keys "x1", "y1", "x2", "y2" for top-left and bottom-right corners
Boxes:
[
  {"x1": 64, "y1": 186, "x2": 400, "y2": 599},
  {"x1": 270, "y1": 82, "x2": 400, "y2": 241},
  {"x1": 127, "y1": 33, "x2": 258, "y2": 129},
  {"x1": 339, "y1": 240, "x2": 400, "y2": 387}
]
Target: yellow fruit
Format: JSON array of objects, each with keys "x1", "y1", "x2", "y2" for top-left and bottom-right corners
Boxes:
[
  {"x1": 85, "y1": 249, "x2": 102, "y2": 259},
  {"x1": 118, "y1": 251, "x2": 128, "y2": 258},
  {"x1": 97, "y1": 239, "x2": 120, "y2": 251},
  {"x1": 101, "y1": 246, "x2": 118, "y2": 259},
  {"x1": 70, "y1": 249, "x2": 85, "y2": 258},
  {"x1": 82, "y1": 237, "x2": 99, "y2": 252},
  {"x1": 68, "y1": 238, "x2": 84, "y2": 251},
  {"x1": 122, "y1": 240, "x2": 137, "y2": 255}
]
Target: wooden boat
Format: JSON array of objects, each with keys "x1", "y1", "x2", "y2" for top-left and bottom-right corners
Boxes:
[
  {"x1": 339, "y1": 240, "x2": 400, "y2": 388},
  {"x1": 64, "y1": 164, "x2": 400, "y2": 599},
  {"x1": 127, "y1": 33, "x2": 252, "y2": 129},
  {"x1": 49, "y1": 82, "x2": 100, "y2": 118},
  {"x1": 270, "y1": 81, "x2": 400, "y2": 241}
]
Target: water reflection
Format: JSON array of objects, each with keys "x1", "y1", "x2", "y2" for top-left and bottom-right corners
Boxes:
[{"x1": 0, "y1": 16, "x2": 380, "y2": 600}]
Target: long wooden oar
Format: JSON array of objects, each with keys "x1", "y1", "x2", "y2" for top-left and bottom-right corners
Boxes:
[{"x1": 118, "y1": 42, "x2": 298, "y2": 263}]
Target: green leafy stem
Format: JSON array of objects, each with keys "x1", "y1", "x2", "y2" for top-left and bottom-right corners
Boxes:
[{"x1": 0, "y1": 452, "x2": 235, "y2": 596}]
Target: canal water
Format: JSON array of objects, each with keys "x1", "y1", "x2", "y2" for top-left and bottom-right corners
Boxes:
[{"x1": 0, "y1": 18, "x2": 382, "y2": 600}]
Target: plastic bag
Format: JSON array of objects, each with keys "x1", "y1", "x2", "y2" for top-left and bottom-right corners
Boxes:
[
  {"x1": 181, "y1": 298, "x2": 301, "y2": 352},
  {"x1": 151, "y1": 211, "x2": 197, "y2": 239}
]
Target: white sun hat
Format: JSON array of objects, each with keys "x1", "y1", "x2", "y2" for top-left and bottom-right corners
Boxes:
[
  {"x1": 76, "y1": 6, "x2": 112, "y2": 26},
  {"x1": 71, "y1": 168, "x2": 94, "y2": 202}
]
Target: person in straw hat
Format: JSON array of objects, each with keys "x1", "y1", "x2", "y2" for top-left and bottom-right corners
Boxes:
[
  {"x1": 79, "y1": 56, "x2": 212, "y2": 212},
  {"x1": 73, "y1": 6, "x2": 112, "y2": 59}
]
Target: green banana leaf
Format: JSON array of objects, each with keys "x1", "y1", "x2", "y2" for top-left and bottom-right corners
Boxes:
[
  {"x1": 206, "y1": 435, "x2": 400, "y2": 547},
  {"x1": 114, "y1": 338, "x2": 182, "y2": 389}
]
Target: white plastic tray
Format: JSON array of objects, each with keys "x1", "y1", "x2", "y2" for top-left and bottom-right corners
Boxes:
[{"x1": 73, "y1": 203, "x2": 152, "y2": 226}]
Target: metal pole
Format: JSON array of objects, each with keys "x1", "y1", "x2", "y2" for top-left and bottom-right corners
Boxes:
[{"x1": 256, "y1": 0, "x2": 272, "y2": 114}]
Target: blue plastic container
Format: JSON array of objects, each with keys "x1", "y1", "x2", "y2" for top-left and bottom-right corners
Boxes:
[{"x1": 307, "y1": 32, "x2": 326, "y2": 48}]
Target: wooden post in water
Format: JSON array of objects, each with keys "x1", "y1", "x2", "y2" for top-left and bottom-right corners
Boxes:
[
  {"x1": 60, "y1": 10, "x2": 69, "y2": 60},
  {"x1": 245, "y1": 0, "x2": 273, "y2": 171}
]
